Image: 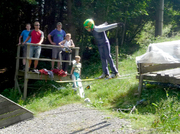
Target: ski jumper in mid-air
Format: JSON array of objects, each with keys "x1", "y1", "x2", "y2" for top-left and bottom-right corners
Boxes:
[{"x1": 83, "y1": 19, "x2": 124, "y2": 79}]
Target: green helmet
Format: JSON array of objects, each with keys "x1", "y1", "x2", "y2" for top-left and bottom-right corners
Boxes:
[{"x1": 83, "y1": 19, "x2": 94, "y2": 30}]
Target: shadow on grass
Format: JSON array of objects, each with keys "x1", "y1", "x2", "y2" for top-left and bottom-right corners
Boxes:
[{"x1": 111, "y1": 83, "x2": 180, "y2": 115}]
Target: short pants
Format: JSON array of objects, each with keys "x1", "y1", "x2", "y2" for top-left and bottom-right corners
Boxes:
[
  {"x1": 29, "y1": 45, "x2": 41, "y2": 58},
  {"x1": 23, "y1": 44, "x2": 27, "y2": 57},
  {"x1": 52, "y1": 47, "x2": 63, "y2": 59}
]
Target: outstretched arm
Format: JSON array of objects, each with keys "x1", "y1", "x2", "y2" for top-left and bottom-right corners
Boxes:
[
  {"x1": 97, "y1": 22, "x2": 108, "y2": 27},
  {"x1": 94, "y1": 23, "x2": 118, "y2": 32}
]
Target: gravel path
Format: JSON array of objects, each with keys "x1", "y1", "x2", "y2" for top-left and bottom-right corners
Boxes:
[{"x1": 0, "y1": 103, "x2": 139, "y2": 134}]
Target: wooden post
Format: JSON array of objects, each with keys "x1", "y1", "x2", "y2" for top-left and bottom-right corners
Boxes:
[
  {"x1": 138, "y1": 75, "x2": 143, "y2": 97},
  {"x1": 75, "y1": 49, "x2": 79, "y2": 56},
  {"x1": 23, "y1": 44, "x2": 30, "y2": 99},
  {"x1": 138, "y1": 63, "x2": 143, "y2": 97},
  {"x1": 14, "y1": 45, "x2": 21, "y2": 94},
  {"x1": 115, "y1": 38, "x2": 119, "y2": 71}
]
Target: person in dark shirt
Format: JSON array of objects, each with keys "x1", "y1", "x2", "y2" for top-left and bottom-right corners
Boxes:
[{"x1": 84, "y1": 19, "x2": 124, "y2": 79}]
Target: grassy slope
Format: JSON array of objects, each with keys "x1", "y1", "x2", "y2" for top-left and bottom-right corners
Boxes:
[{"x1": 1, "y1": 37, "x2": 180, "y2": 133}]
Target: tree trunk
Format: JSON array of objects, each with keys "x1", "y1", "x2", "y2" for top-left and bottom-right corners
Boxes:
[
  {"x1": 67, "y1": 0, "x2": 76, "y2": 44},
  {"x1": 155, "y1": 0, "x2": 164, "y2": 37}
]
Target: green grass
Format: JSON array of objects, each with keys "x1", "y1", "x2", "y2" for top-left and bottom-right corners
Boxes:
[{"x1": 1, "y1": 35, "x2": 180, "y2": 133}]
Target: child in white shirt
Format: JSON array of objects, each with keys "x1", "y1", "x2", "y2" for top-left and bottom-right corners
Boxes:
[
  {"x1": 59, "y1": 33, "x2": 75, "y2": 74},
  {"x1": 70, "y1": 56, "x2": 81, "y2": 87}
]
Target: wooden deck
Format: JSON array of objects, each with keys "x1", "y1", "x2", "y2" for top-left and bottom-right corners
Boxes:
[
  {"x1": 136, "y1": 63, "x2": 180, "y2": 96},
  {"x1": 14, "y1": 43, "x2": 80, "y2": 99}
]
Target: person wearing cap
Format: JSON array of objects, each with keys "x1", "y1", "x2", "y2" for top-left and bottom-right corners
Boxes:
[
  {"x1": 48, "y1": 22, "x2": 66, "y2": 70},
  {"x1": 83, "y1": 19, "x2": 124, "y2": 79}
]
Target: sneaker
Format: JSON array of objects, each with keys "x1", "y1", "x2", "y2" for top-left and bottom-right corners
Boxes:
[
  {"x1": 98, "y1": 73, "x2": 109, "y2": 79},
  {"x1": 29, "y1": 68, "x2": 33, "y2": 72},
  {"x1": 108, "y1": 72, "x2": 120, "y2": 79},
  {"x1": 32, "y1": 69, "x2": 39, "y2": 74}
]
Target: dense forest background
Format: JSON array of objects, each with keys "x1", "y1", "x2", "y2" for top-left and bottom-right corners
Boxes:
[{"x1": 0, "y1": 0, "x2": 180, "y2": 90}]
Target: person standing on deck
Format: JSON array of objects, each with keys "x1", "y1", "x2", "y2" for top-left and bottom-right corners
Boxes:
[
  {"x1": 18, "y1": 23, "x2": 31, "y2": 70},
  {"x1": 48, "y1": 22, "x2": 66, "y2": 70},
  {"x1": 23, "y1": 21, "x2": 44, "y2": 72}
]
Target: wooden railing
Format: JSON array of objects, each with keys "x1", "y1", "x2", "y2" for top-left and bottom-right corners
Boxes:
[{"x1": 14, "y1": 43, "x2": 80, "y2": 99}]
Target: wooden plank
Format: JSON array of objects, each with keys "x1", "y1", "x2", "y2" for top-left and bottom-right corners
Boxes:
[
  {"x1": 14, "y1": 45, "x2": 20, "y2": 91},
  {"x1": 0, "y1": 95, "x2": 33, "y2": 128},
  {"x1": 15, "y1": 76, "x2": 22, "y2": 95},
  {"x1": 0, "y1": 100, "x2": 14, "y2": 110},
  {"x1": 0, "y1": 104, "x2": 21, "y2": 115},
  {"x1": 0, "y1": 97, "x2": 6, "y2": 103},
  {"x1": 26, "y1": 43, "x2": 80, "y2": 49},
  {"x1": 27, "y1": 58, "x2": 72, "y2": 62},
  {"x1": 17, "y1": 57, "x2": 72, "y2": 63},
  {"x1": 115, "y1": 45, "x2": 118, "y2": 70},
  {"x1": 0, "y1": 111, "x2": 33, "y2": 128},
  {"x1": 27, "y1": 73, "x2": 70, "y2": 81},
  {"x1": 0, "y1": 109, "x2": 27, "y2": 120},
  {"x1": 0, "y1": 95, "x2": 33, "y2": 114},
  {"x1": 139, "y1": 63, "x2": 180, "y2": 74},
  {"x1": 18, "y1": 71, "x2": 71, "y2": 81},
  {"x1": 169, "y1": 77, "x2": 180, "y2": 85},
  {"x1": 143, "y1": 74, "x2": 172, "y2": 83},
  {"x1": 138, "y1": 75, "x2": 144, "y2": 97},
  {"x1": 23, "y1": 44, "x2": 30, "y2": 100}
]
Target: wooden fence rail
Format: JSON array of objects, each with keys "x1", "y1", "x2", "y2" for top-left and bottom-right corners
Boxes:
[{"x1": 14, "y1": 43, "x2": 80, "y2": 99}]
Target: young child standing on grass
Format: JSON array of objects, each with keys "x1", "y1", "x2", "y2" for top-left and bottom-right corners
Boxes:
[
  {"x1": 70, "y1": 56, "x2": 81, "y2": 88},
  {"x1": 59, "y1": 33, "x2": 75, "y2": 74}
]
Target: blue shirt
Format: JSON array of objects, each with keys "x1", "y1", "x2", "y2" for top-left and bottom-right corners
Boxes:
[
  {"x1": 49, "y1": 29, "x2": 66, "y2": 45},
  {"x1": 20, "y1": 30, "x2": 31, "y2": 43}
]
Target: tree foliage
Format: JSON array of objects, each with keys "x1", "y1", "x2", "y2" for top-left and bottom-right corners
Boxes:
[{"x1": 0, "y1": 0, "x2": 180, "y2": 89}]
